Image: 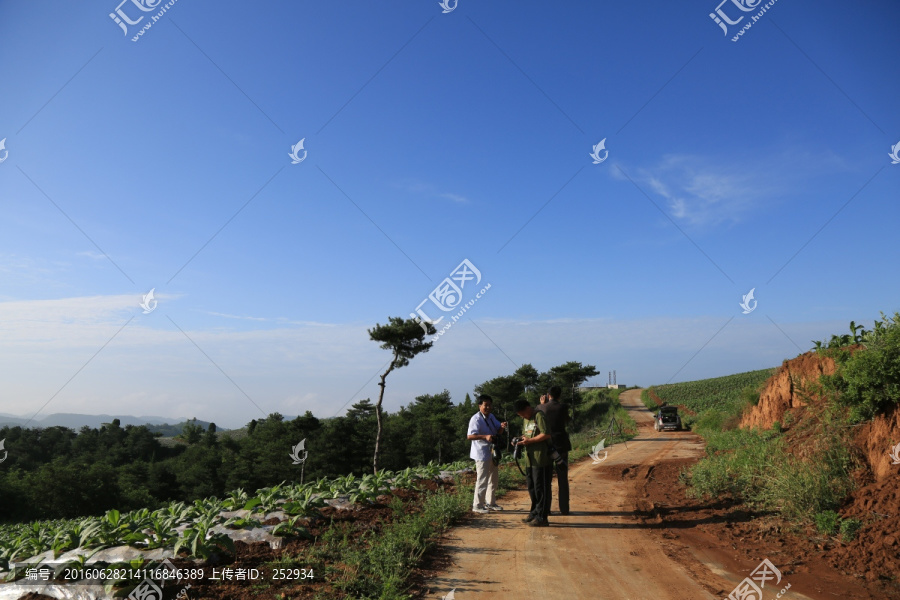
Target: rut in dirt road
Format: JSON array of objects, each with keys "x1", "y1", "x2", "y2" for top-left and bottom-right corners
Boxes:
[{"x1": 423, "y1": 389, "x2": 815, "y2": 600}]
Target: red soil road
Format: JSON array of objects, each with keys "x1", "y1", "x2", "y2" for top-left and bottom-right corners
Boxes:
[{"x1": 423, "y1": 389, "x2": 817, "y2": 600}]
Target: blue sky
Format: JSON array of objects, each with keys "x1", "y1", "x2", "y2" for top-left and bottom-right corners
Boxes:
[{"x1": 1, "y1": 1, "x2": 898, "y2": 428}]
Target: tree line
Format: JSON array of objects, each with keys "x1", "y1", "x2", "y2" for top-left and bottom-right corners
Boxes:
[{"x1": 0, "y1": 360, "x2": 599, "y2": 523}]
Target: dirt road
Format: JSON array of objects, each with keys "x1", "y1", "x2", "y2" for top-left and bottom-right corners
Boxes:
[{"x1": 424, "y1": 390, "x2": 816, "y2": 600}]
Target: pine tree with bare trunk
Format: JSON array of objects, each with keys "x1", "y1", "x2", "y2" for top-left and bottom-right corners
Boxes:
[{"x1": 368, "y1": 316, "x2": 435, "y2": 473}]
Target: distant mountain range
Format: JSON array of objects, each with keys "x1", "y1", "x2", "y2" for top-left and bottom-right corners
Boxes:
[{"x1": 0, "y1": 412, "x2": 228, "y2": 432}]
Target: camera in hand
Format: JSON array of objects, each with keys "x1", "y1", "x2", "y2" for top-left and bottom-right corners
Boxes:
[
  {"x1": 490, "y1": 435, "x2": 503, "y2": 465},
  {"x1": 511, "y1": 436, "x2": 525, "y2": 460}
]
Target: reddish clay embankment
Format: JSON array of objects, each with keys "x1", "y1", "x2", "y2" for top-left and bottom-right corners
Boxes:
[{"x1": 737, "y1": 350, "x2": 900, "y2": 592}]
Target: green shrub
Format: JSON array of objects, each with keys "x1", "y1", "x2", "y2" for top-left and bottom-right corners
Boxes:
[
  {"x1": 740, "y1": 385, "x2": 761, "y2": 406},
  {"x1": 840, "y1": 518, "x2": 862, "y2": 542},
  {"x1": 834, "y1": 312, "x2": 900, "y2": 422},
  {"x1": 388, "y1": 495, "x2": 404, "y2": 519},
  {"x1": 691, "y1": 409, "x2": 730, "y2": 438},
  {"x1": 814, "y1": 510, "x2": 839, "y2": 535}
]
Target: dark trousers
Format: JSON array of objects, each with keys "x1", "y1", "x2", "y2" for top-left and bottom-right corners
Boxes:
[
  {"x1": 526, "y1": 465, "x2": 553, "y2": 521},
  {"x1": 555, "y1": 451, "x2": 569, "y2": 513}
]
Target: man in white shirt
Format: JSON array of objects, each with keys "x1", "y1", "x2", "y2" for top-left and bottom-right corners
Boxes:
[{"x1": 466, "y1": 395, "x2": 507, "y2": 513}]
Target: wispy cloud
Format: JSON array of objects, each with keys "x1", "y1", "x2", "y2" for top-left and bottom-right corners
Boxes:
[
  {"x1": 438, "y1": 192, "x2": 468, "y2": 203},
  {"x1": 617, "y1": 148, "x2": 840, "y2": 229},
  {"x1": 395, "y1": 179, "x2": 469, "y2": 203},
  {"x1": 207, "y1": 311, "x2": 270, "y2": 322},
  {"x1": 637, "y1": 154, "x2": 766, "y2": 227},
  {"x1": 77, "y1": 250, "x2": 108, "y2": 261},
  {"x1": 0, "y1": 254, "x2": 71, "y2": 294},
  {"x1": 205, "y1": 311, "x2": 339, "y2": 327}
]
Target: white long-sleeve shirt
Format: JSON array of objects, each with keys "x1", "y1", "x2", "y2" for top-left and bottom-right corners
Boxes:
[{"x1": 468, "y1": 411, "x2": 502, "y2": 461}]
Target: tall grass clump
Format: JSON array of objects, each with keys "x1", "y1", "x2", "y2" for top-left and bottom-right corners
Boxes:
[
  {"x1": 686, "y1": 428, "x2": 779, "y2": 502},
  {"x1": 685, "y1": 424, "x2": 855, "y2": 520}
]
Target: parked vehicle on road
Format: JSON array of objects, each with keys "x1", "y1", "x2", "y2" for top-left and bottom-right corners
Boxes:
[{"x1": 654, "y1": 406, "x2": 681, "y2": 431}]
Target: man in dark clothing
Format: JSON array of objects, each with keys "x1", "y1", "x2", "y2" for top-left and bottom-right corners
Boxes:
[
  {"x1": 535, "y1": 385, "x2": 571, "y2": 515},
  {"x1": 514, "y1": 399, "x2": 552, "y2": 527}
]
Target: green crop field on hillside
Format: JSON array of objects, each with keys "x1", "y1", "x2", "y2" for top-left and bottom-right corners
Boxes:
[{"x1": 642, "y1": 368, "x2": 776, "y2": 415}]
